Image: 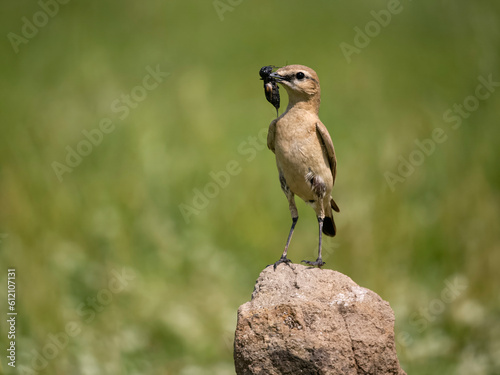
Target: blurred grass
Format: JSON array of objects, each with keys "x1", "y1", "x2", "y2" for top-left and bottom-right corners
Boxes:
[{"x1": 0, "y1": 0, "x2": 500, "y2": 374}]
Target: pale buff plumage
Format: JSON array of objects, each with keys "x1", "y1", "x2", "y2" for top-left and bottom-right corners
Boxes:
[{"x1": 267, "y1": 65, "x2": 339, "y2": 268}]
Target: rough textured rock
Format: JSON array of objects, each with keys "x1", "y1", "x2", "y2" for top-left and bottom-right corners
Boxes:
[{"x1": 234, "y1": 264, "x2": 406, "y2": 375}]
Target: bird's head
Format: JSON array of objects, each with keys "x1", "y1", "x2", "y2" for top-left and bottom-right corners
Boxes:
[{"x1": 270, "y1": 65, "x2": 321, "y2": 108}]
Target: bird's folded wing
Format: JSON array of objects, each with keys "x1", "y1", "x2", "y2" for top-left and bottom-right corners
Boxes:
[
  {"x1": 267, "y1": 119, "x2": 277, "y2": 153},
  {"x1": 316, "y1": 121, "x2": 337, "y2": 184}
]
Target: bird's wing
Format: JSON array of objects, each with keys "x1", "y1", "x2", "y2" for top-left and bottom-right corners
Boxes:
[
  {"x1": 267, "y1": 118, "x2": 277, "y2": 153},
  {"x1": 316, "y1": 121, "x2": 337, "y2": 185}
]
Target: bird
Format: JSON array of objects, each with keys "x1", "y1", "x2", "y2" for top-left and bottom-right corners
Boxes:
[{"x1": 265, "y1": 64, "x2": 340, "y2": 269}]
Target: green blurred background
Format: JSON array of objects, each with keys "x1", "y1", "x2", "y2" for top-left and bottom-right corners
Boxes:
[{"x1": 1, "y1": 0, "x2": 500, "y2": 374}]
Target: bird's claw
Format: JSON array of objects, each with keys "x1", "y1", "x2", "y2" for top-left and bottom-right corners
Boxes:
[
  {"x1": 301, "y1": 259, "x2": 325, "y2": 268},
  {"x1": 272, "y1": 256, "x2": 292, "y2": 270}
]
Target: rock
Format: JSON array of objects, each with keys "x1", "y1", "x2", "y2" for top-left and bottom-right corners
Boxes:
[{"x1": 234, "y1": 263, "x2": 406, "y2": 375}]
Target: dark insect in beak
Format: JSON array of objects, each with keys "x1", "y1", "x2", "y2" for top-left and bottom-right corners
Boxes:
[{"x1": 259, "y1": 65, "x2": 280, "y2": 117}]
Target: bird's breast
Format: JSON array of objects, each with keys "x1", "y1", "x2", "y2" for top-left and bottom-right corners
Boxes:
[
  {"x1": 273, "y1": 113, "x2": 333, "y2": 200},
  {"x1": 275, "y1": 121, "x2": 317, "y2": 163}
]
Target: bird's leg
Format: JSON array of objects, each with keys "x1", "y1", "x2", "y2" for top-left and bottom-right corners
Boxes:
[
  {"x1": 317, "y1": 217, "x2": 326, "y2": 266},
  {"x1": 283, "y1": 217, "x2": 298, "y2": 256},
  {"x1": 302, "y1": 200, "x2": 326, "y2": 268},
  {"x1": 273, "y1": 192, "x2": 298, "y2": 270}
]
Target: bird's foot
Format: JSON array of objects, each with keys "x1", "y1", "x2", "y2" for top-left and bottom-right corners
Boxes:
[
  {"x1": 271, "y1": 256, "x2": 293, "y2": 271},
  {"x1": 301, "y1": 258, "x2": 325, "y2": 268}
]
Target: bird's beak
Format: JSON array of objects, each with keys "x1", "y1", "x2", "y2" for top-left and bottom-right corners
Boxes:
[{"x1": 269, "y1": 72, "x2": 286, "y2": 82}]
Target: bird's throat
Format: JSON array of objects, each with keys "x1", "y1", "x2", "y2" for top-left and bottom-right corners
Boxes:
[{"x1": 285, "y1": 94, "x2": 321, "y2": 115}]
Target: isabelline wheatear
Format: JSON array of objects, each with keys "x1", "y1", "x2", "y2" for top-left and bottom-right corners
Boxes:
[{"x1": 265, "y1": 64, "x2": 340, "y2": 269}]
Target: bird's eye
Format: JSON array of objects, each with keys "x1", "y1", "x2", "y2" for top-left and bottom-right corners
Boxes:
[{"x1": 296, "y1": 72, "x2": 305, "y2": 80}]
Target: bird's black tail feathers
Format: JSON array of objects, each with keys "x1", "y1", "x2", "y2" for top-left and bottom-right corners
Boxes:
[
  {"x1": 322, "y1": 198, "x2": 340, "y2": 237},
  {"x1": 322, "y1": 216, "x2": 336, "y2": 237}
]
